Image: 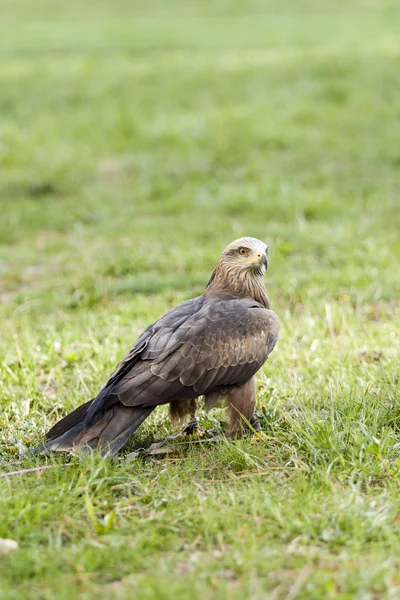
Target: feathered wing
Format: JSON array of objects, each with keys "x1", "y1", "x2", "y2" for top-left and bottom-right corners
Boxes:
[
  {"x1": 143, "y1": 297, "x2": 279, "y2": 396},
  {"x1": 86, "y1": 294, "x2": 279, "y2": 422},
  {"x1": 34, "y1": 294, "x2": 279, "y2": 455},
  {"x1": 83, "y1": 295, "x2": 206, "y2": 425}
]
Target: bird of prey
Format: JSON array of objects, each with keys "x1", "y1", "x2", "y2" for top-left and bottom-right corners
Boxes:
[{"x1": 31, "y1": 237, "x2": 279, "y2": 456}]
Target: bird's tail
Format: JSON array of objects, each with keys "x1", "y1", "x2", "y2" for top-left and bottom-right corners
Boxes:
[{"x1": 28, "y1": 402, "x2": 155, "y2": 457}]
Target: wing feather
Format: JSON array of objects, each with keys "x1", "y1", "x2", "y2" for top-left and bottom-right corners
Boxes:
[{"x1": 86, "y1": 294, "x2": 279, "y2": 424}]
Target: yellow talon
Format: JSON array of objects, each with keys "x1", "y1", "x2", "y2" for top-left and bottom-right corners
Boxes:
[
  {"x1": 189, "y1": 428, "x2": 203, "y2": 437},
  {"x1": 250, "y1": 431, "x2": 269, "y2": 444}
]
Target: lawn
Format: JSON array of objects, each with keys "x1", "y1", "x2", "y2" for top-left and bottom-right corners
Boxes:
[{"x1": 1, "y1": 0, "x2": 400, "y2": 598}]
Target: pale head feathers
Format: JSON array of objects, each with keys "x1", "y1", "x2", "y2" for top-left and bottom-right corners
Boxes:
[
  {"x1": 222, "y1": 237, "x2": 268, "y2": 256},
  {"x1": 206, "y1": 237, "x2": 271, "y2": 308},
  {"x1": 220, "y1": 237, "x2": 268, "y2": 273}
]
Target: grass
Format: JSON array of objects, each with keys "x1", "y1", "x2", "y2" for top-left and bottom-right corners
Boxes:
[{"x1": 1, "y1": 0, "x2": 400, "y2": 597}]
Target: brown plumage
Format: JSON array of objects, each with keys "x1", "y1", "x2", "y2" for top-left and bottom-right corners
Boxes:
[{"x1": 30, "y1": 237, "x2": 279, "y2": 456}]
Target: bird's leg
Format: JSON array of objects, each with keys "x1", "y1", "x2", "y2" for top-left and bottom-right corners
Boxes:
[
  {"x1": 182, "y1": 417, "x2": 200, "y2": 436},
  {"x1": 225, "y1": 377, "x2": 257, "y2": 437},
  {"x1": 169, "y1": 399, "x2": 200, "y2": 436},
  {"x1": 249, "y1": 412, "x2": 262, "y2": 432},
  {"x1": 248, "y1": 411, "x2": 270, "y2": 442},
  {"x1": 182, "y1": 399, "x2": 201, "y2": 436}
]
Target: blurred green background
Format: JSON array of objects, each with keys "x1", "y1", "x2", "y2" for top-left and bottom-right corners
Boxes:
[
  {"x1": 1, "y1": 0, "x2": 399, "y2": 308},
  {"x1": 1, "y1": 2, "x2": 400, "y2": 599}
]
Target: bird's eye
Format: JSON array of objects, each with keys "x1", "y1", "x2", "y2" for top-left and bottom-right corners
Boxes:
[{"x1": 239, "y1": 247, "x2": 249, "y2": 255}]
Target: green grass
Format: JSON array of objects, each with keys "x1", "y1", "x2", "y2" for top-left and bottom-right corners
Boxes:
[{"x1": 1, "y1": 0, "x2": 400, "y2": 598}]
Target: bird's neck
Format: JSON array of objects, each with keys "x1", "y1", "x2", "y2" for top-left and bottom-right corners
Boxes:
[{"x1": 206, "y1": 265, "x2": 271, "y2": 309}]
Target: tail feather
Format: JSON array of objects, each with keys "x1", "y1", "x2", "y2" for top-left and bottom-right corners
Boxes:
[
  {"x1": 28, "y1": 403, "x2": 155, "y2": 457},
  {"x1": 46, "y1": 399, "x2": 94, "y2": 441},
  {"x1": 26, "y1": 421, "x2": 85, "y2": 455},
  {"x1": 74, "y1": 404, "x2": 155, "y2": 456}
]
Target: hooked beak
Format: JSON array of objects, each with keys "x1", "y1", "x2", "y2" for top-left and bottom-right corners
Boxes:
[{"x1": 259, "y1": 252, "x2": 268, "y2": 269}]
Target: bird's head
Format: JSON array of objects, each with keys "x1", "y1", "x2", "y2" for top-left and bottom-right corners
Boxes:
[
  {"x1": 220, "y1": 237, "x2": 268, "y2": 276},
  {"x1": 206, "y1": 237, "x2": 271, "y2": 307}
]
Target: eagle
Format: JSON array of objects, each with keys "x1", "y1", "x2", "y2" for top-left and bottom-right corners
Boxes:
[{"x1": 30, "y1": 237, "x2": 279, "y2": 456}]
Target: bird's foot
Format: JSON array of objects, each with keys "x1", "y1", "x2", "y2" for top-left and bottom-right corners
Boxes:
[
  {"x1": 250, "y1": 431, "x2": 270, "y2": 443},
  {"x1": 182, "y1": 418, "x2": 201, "y2": 436},
  {"x1": 249, "y1": 413, "x2": 268, "y2": 443},
  {"x1": 250, "y1": 412, "x2": 262, "y2": 432}
]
